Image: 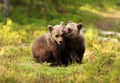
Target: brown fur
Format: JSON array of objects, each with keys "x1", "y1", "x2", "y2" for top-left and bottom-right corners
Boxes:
[
  {"x1": 61, "y1": 21, "x2": 85, "y2": 65},
  {"x1": 32, "y1": 22, "x2": 65, "y2": 66}
]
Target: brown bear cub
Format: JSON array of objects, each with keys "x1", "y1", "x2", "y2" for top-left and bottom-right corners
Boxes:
[
  {"x1": 32, "y1": 22, "x2": 65, "y2": 66},
  {"x1": 61, "y1": 21, "x2": 85, "y2": 65}
]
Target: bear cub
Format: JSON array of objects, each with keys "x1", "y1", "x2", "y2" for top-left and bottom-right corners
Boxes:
[
  {"x1": 61, "y1": 21, "x2": 85, "y2": 65},
  {"x1": 32, "y1": 22, "x2": 65, "y2": 66}
]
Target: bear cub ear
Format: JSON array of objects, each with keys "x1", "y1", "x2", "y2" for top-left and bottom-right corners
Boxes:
[
  {"x1": 60, "y1": 21, "x2": 65, "y2": 26},
  {"x1": 68, "y1": 20, "x2": 73, "y2": 23},
  {"x1": 48, "y1": 25, "x2": 53, "y2": 32},
  {"x1": 77, "y1": 23, "x2": 83, "y2": 30}
]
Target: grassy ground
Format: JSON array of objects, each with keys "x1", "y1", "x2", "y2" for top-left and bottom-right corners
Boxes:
[{"x1": 0, "y1": 19, "x2": 120, "y2": 83}]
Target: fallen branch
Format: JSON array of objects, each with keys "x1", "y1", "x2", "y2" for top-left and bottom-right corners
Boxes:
[{"x1": 99, "y1": 30, "x2": 120, "y2": 38}]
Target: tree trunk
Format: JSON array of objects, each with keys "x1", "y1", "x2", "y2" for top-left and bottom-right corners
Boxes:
[
  {"x1": 27, "y1": 0, "x2": 35, "y2": 17},
  {"x1": 0, "y1": 0, "x2": 3, "y2": 3},
  {"x1": 3, "y1": 0, "x2": 10, "y2": 17}
]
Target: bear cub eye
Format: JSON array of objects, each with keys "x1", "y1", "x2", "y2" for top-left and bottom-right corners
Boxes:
[
  {"x1": 68, "y1": 28, "x2": 72, "y2": 32},
  {"x1": 55, "y1": 35, "x2": 59, "y2": 37}
]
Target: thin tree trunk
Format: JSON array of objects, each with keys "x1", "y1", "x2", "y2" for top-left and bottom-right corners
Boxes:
[
  {"x1": 3, "y1": 0, "x2": 10, "y2": 17},
  {"x1": 27, "y1": 0, "x2": 32, "y2": 17},
  {"x1": 0, "y1": 0, "x2": 3, "y2": 3}
]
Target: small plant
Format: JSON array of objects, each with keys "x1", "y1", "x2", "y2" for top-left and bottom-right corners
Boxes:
[{"x1": 0, "y1": 19, "x2": 21, "y2": 46}]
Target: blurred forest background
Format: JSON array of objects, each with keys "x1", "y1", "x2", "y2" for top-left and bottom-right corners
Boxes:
[
  {"x1": 1, "y1": 0, "x2": 120, "y2": 30},
  {"x1": 0, "y1": 0, "x2": 120, "y2": 83}
]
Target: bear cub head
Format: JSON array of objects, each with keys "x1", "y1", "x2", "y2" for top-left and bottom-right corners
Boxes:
[
  {"x1": 62, "y1": 21, "x2": 83, "y2": 38},
  {"x1": 48, "y1": 22, "x2": 65, "y2": 45}
]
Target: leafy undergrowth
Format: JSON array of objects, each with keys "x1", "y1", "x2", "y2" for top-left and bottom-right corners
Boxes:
[{"x1": 0, "y1": 20, "x2": 120, "y2": 83}]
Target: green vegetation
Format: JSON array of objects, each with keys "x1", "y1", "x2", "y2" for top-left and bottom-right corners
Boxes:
[{"x1": 0, "y1": 0, "x2": 120, "y2": 83}]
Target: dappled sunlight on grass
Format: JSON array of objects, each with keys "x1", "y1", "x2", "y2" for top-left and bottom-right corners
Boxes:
[
  {"x1": 0, "y1": 19, "x2": 48, "y2": 46},
  {"x1": 79, "y1": 4, "x2": 120, "y2": 30},
  {"x1": 79, "y1": 4, "x2": 120, "y2": 18}
]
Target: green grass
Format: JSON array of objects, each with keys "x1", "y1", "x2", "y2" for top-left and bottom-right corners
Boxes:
[{"x1": 0, "y1": 21, "x2": 120, "y2": 83}]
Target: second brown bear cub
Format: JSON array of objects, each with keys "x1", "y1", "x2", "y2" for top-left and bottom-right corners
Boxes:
[
  {"x1": 61, "y1": 21, "x2": 85, "y2": 65},
  {"x1": 32, "y1": 22, "x2": 65, "y2": 66}
]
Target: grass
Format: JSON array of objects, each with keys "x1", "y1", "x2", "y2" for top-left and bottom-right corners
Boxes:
[{"x1": 0, "y1": 20, "x2": 120, "y2": 83}]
